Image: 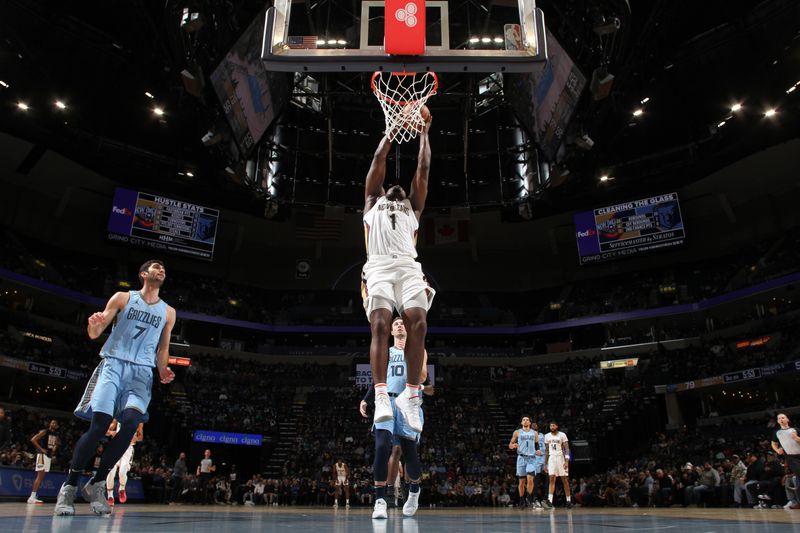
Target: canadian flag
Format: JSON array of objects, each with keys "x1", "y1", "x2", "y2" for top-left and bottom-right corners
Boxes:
[
  {"x1": 385, "y1": 0, "x2": 425, "y2": 55},
  {"x1": 423, "y1": 218, "x2": 470, "y2": 245}
]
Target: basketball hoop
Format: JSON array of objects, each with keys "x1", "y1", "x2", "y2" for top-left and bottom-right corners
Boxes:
[{"x1": 371, "y1": 71, "x2": 438, "y2": 143}]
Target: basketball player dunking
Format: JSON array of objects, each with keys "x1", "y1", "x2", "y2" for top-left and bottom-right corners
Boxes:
[
  {"x1": 359, "y1": 317, "x2": 428, "y2": 518},
  {"x1": 105, "y1": 419, "x2": 144, "y2": 506},
  {"x1": 361, "y1": 107, "x2": 434, "y2": 435},
  {"x1": 333, "y1": 459, "x2": 351, "y2": 508},
  {"x1": 54, "y1": 260, "x2": 175, "y2": 516},
  {"x1": 544, "y1": 421, "x2": 572, "y2": 509}
]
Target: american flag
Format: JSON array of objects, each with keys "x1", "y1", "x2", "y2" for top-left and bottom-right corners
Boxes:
[
  {"x1": 294, "y1": 210, "x2": 343, "y2": 241},
  {"x1": 287, "y1": 36, "x2": 318, "y2": 49}
]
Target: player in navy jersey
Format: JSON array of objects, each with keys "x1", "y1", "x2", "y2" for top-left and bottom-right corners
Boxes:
[
  {"x1": 359, "y1": 317, "x2": 427, "y2": 519},
  {"x1": 361, "y1": 109, "x2": 433, "y2": 434},
  {"x1": 55, "y1": 260, "x2": 176, "y2": 516},
  {"x1": 28, "y1": 419, "x2": 60, "y2": 504},
  {"x1": 509, "y1": 416, "x2": 545, "y2": 509}
]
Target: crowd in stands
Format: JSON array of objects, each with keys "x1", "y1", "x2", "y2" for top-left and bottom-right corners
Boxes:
[
  {"x1": 3, "y1": 229, "x2": 799, "y2": 334},
  {"x1": 3, "y1": 230, "x2": 800, "y2": 508}
]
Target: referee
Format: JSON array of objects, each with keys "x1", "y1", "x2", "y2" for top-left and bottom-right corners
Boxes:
[{"x1": 772, "y1": 413, "x2": 800, "y2": 509}]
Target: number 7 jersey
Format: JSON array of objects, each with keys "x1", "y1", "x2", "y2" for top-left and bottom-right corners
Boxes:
[
  {"x1": 363, "y1": 196, "x2": 419, "y2": 259},
  {"x1": 100, "y1": 290, "x2": 168, "y2": 367}
]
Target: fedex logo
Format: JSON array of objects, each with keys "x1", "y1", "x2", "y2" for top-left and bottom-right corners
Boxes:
[
  {"x1": 112, "y1": 206, "x2": 132, "y2": 216},
  {"x1": 576, "y1": 229, "x2": 596, "y2": 238}
]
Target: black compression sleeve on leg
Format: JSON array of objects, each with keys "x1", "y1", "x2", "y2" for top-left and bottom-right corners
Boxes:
[
  {"x1": 91, "y1": 409, "x2": 144, "y2": 484},
  {"x1": 399, "y1": 438, "x2": 421, "y2": 481},
  {"x1": 66, "y1": 412, "x2": 113, "y2": 486},
  {"x1": 373, "y1": 429, "x2": 393, "y2": 482}
]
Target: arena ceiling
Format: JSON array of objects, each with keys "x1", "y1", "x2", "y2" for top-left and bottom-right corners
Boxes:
[{"x1": 0, "y1": 0, "x2": 798, "y2": 220}]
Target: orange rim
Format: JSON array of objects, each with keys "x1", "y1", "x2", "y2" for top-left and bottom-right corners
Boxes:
[{"x1": 371, "y1": 71, "x2": 438, "y2": 107}]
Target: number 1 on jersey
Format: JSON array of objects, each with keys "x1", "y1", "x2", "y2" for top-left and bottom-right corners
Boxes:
[{"x1": 389, "y1": 213, "x2": 397, "y2": 230}]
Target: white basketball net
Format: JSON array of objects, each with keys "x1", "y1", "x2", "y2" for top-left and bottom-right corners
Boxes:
[{"x1": 371, "y1": 71, "x2": 438, "y2": 143}]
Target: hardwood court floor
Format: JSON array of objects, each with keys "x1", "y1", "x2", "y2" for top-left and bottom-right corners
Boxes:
[{"x1": 1, "y1": 504, "x2": 798, "y2": 532}]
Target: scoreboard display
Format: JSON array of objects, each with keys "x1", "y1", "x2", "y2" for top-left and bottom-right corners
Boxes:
[
  {"x1": 574, "y1": 192, "x2": 685, "y2": 265},
  {"x1": 107, "y1": 188, "x2": 219, "y2": 261}
]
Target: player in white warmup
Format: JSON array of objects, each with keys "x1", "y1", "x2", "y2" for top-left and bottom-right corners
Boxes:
[
  {"x1": 544, "y1": 421, "x2": 572, "y2": 509},
  {"x1": 332, "y1": 459, "x2": 351, "y2": 508},
  {"x1": 106, "y1": 419, "x2": 144, "y2": 506}
]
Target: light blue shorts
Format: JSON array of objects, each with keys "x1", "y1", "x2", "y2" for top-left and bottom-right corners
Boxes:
[
  {"x1": 373, "y1": 396, "x2": 423, "y2": 444},
  {"x1": 74, "y1": 357, "x2": 153, "y2": 422},
  {"x1": 516, "y1": 455, "x2": 543, "y2": 477}
]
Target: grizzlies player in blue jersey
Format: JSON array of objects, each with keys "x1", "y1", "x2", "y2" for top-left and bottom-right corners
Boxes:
[
  {"x1": 360, "y1": 317, "x2": 427, "y2": 519},
  {"x1": 55, "y1": 260, "x2": 176, "y2": 516},
  {"x1": 509, "y1": 416, "x2": 545, "y2": 509}
]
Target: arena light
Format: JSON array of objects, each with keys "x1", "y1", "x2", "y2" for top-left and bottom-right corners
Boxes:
[
  {"x1": 730, "y1": 103, "x2": 742, "y2": 112},
  {"x1": 481, "y1": 37, "x2": 491, "y2": 44},
  {"x1": 54, "y1": 100, "x2": 66, "y2": 110},
  {"x1": 493, "y1": 37, "x2": 503, "y2": 44},
  {"x1": 599, "y1": 175, "x2": 609, "y2": 182},
  {"x1": 632, "y1": 108, "x2": 643, "y2": 117},
  {"x1": 0, "y1": 80, "x2": 9, "y2": 88},
  {"x1": 469, "y1": 37, "x2": 479, "y2": 44},
  {"x1": 788, "y1": 86, "x2": 796, "y2": 94},
  {"x1": 316, "y1": 39, "x2": 325, "y2": 46},
  {"x1": 337, "y1": 39, "x2": 346, "y2": 45},
  {"x1": 145, "y1": 91, "x2": 155, "y2": 99},
  {"x1": 764, "y1": 108, "x2": 777, "y2": 117},
  {"x1": 640, "y1": 97, "x2": 650, "y2": 104},
  {"x1": 17, "y1": 102, "x2": 29, "y2": 111},
  {"x1": 717, "y1": 120, "x2": 726, "y2": 128},
  {"x1": 153, "y1": 107, "x2": 165, "y2": 116},
  {"x1": 327, "y1": 39, "x2": 337, "y2": 45}
]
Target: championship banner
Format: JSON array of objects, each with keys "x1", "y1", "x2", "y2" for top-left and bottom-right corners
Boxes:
[
  {"x1": 575, "y1": 192, "x2": 685, "y2": 265},
  {"x1": 356, "y1": 363, "x2": 435, "y2": 388}
]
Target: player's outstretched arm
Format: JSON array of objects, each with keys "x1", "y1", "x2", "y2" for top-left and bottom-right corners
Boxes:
[
  {"x1": 365, "y1": 135, "x2": 393, "y2": 212},
  {"x1": 409, "y1": 113, "x2": 432, "y2": 217},
  {"x1": 87, "y1": 291, "x2": 129, "y2": 339}
]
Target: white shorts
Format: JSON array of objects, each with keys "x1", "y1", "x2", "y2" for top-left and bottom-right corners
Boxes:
[
  {"x1": 547, "y1": 455, "x2": 568, "y2": 477},
  {"x1": 35, "y1": 453, "x2": 52, "y2": 473},
  {"x1": 336, "y1": 476, "x2": 347, "y2": 486},
  {"x1": 361, "y1": 256, "x2": 435, "y2": 319}
]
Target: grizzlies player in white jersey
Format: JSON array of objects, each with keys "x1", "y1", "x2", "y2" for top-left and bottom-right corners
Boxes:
[
  {"x1": 544, "y1": 421, "x2": 572, "y2": 509},
  {"x1": 508, "y1": 416, "x2": 545, "y2": 509},
  {"x1": 105, "y1": 419, "x2": 144, "y2": 506},
  {"x1": 359, "y1": 317, "x2": 427, "y2": 519},
  {"x1": 362, "y1": 107, "x2": 433, "y2": 434},
  {"x1": 55, "y1": 260, "x2": 176, "y2": 517}
]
